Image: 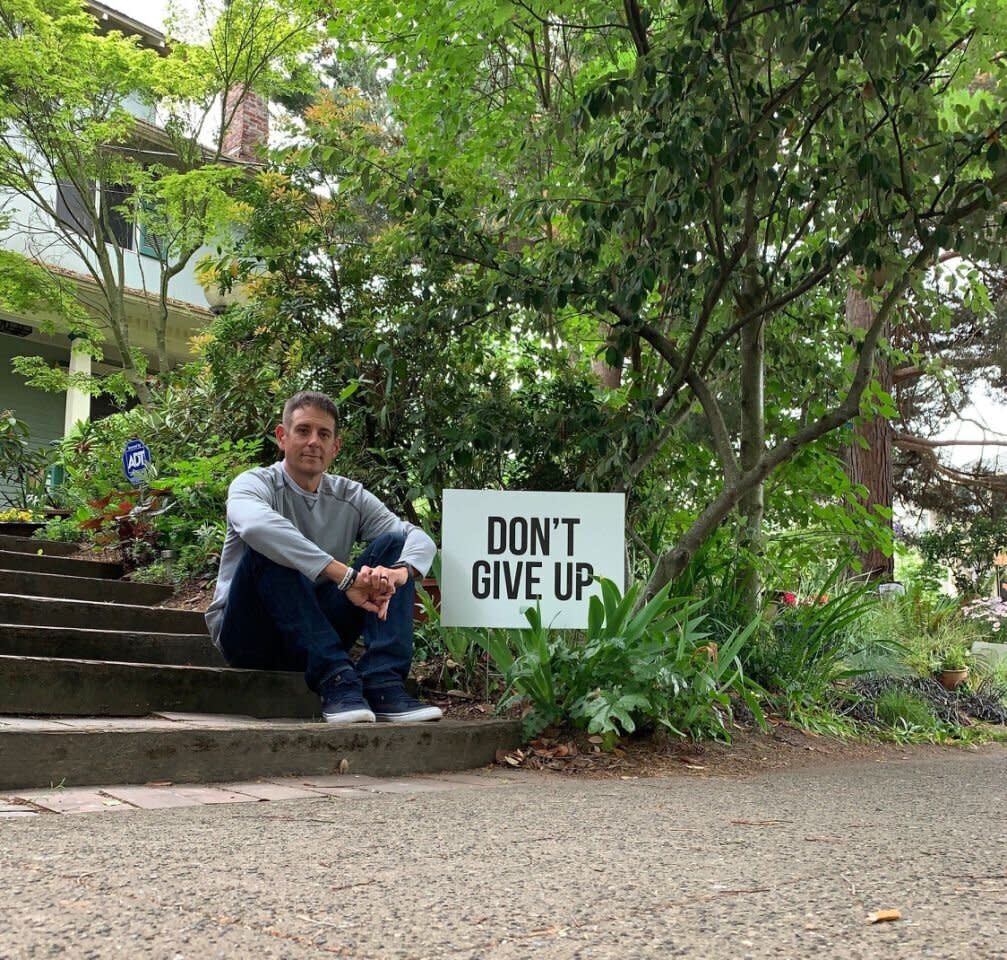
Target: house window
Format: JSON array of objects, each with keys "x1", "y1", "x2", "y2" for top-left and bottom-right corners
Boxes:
[
  {"x1": 56, "y1": 179, "x2": 161, "y2": 255},
  {"x1": 101, "y1": 183, "x2": 134, "y2": 251},
  {"x1": 55, "y1": 180, "x2": 95, "y2": 237},
  {"x1": 138, "y1": 199, "x2": 168, "y2": 260}
]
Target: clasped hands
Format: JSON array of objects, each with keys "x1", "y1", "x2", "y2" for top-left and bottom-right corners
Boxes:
[{"x1": 346, "y1": 564, "x2": 409, "y2": 620}]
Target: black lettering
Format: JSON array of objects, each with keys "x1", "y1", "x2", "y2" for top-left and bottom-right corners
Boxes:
[
  {"x1": 503, "y1": 561, "x2": 522, "y2": 599},
  {"x1": 487, "y1": 517, "x2": 506, "y2": 554},
  {"x1": 529, "y1": 517, "x2": 549, "y2": 556},
  {"x1": 525, "y1": 561, "x2": 542, "y2": 600},
  {"x1": 554, "y1": 561, "x2": 573, "y2": 601},
  {"x1": 559, "y1": 517, "x2": 581, "y2": 554},
  {"x1": 575, "y1": 562, "x2": 594, "y2": 600},
  {"x1": 508, "y1": 517, "x2": 528, "y2": 555},
  {"x1": 472, "y1": 561, "x2": 491, "y2": 599}
]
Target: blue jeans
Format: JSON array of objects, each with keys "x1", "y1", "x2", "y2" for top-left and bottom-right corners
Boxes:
[{"x1": 217, "y1": 532, "x2": 415, "y2": 694}]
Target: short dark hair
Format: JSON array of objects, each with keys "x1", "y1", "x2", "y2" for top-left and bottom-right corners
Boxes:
[{"x1": 282, "y1": 391, "x2": 340, "y2": 429}]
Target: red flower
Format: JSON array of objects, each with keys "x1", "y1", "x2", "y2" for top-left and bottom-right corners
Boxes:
[{"x1": 782, "y1": 591, "x2": 798, "y2": 606}]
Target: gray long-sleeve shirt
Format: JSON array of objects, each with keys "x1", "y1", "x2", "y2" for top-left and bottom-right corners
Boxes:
[{"x1": 205, "y1": 461, "x2": 436, "y2": 645}]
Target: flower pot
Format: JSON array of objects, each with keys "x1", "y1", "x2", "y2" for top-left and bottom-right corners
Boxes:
[{"x1": 938, "y1": 667, "x2": 968, "y2": 691}]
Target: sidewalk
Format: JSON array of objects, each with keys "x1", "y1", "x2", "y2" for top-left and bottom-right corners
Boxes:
[{"x1": 2, "y1": 745, "x2": 1005, "y2": 959}]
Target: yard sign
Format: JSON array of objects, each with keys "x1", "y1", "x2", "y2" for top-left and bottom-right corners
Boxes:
[{"x1": 440, "y1": 489, "x2": 625, "y2": 629}]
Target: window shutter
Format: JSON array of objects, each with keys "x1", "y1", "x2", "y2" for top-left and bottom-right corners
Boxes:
[{"x1": 55, "y1": 180, "x2": 95, "y2": 237}]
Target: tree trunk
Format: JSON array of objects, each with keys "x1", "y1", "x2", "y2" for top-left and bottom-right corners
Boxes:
[
  {"x1": 737, "y1": 315, "x2": 765, "y2": 618},
  {"x1": 591, "y1": 322, "x2": 623, "y2": 389},
  {"x1": 845, "y1": 287, "x2": 894, "y2": 580}
]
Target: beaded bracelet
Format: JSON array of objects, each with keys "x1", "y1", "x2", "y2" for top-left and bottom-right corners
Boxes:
[{"x1": 337, "y1": 566, "x2": 357, "y2": 591}]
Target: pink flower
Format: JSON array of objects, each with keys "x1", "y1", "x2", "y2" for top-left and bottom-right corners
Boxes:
[{"x1": 782, "y1": 591, "x2": 798, "y2": 607}]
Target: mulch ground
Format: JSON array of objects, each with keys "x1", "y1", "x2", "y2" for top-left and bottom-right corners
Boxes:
[{"x1": 423, "y1": 705, "x2": 964, "y2": 779}]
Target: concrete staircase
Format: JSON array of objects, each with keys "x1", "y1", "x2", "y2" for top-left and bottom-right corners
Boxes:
[{"x1": 0, "y1": 534, "x2": 519, "y2": 789}]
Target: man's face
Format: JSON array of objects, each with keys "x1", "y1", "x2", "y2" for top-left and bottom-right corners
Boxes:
[{"x1": 276, "y1": 405, "x2": 341, "y2": 489}]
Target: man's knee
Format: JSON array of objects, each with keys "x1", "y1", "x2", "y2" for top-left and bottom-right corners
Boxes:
[
  {"x1": 370, "y1": 531, "x2": 406, "y2": 552},
  {"x1": 363, "y1": 532, "x2": 407, "y2": 565},
  {"x1": 237, "y1": 547, "x2": 314, "y2": 594}
]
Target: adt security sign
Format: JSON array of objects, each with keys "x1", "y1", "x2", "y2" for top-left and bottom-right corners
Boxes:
[{"x1": 122, "y1": 438, "x2": 152, "y2": 485}]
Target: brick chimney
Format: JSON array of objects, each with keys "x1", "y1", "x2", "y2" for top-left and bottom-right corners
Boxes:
[{"x1": 222, "y1": 86, "x2": 268, "y2": 161}]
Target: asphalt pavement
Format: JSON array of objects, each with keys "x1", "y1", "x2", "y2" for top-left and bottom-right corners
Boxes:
[{"x1": 2, "y1": 746, "x2": 1006, "y2": 959}]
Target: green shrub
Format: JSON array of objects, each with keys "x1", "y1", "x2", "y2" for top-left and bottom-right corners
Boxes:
[
  {"x1": 856, "y1": 583, "x2": 983, "y2": 676},
  {"x1": 744, "y1": 568, "x2": 881, "y2": 708},
  {"x1": 915, "y1": 515, "x2": 1007, "y2": 598},
  {"x1": 58, "y1": 429, "x2": 261, "y2": 581},
  {"x1": 0, "y1": 411, "x2": 53, "y2": 510},
  {"x1": 36, "y1": 515, "x2": 86, "y2": 543},
  {"x1": 478, "y1": 579, "x2": 766, "y2": 742},
  {"x1": 874, "y1": 689, "x2": 936, "y2": 729},
  {"x1": 412, "y1": 579, "x2": 492, "y2": 694}
]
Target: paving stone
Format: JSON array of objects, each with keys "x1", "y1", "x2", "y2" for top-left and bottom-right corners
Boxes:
[
  {"x1": 226, "y1": 781, "x2": 329, "y2": 801},
  {"x1": 166, "y1": 786, "x2": 260, "y2": 805},
  {"x1": 98, "y1": 786, "x2": 203, "y2": 810},
  {"x1": 295, "y1": 774, "x2": 454, "y2": 794},
  {"x1": 272, "y1": 776, "x2": 377, "y2": 799},
  {"x1": 360, "y1": 778, "x2": 457, "y2": 794},
  {"x1": 152, "y1": 712, "x2": 275, "y2": 727},
  {"x1": 0, "y1": 718, "x2": 72, "y2": 730},
  {"x1": 425, "y1": 771, "x2": 512, "y2": 787},
  {"x1": 18, "y1": 789, "x2": 130, "y2": 815},
  {"x1": 296, "y1": 774, "x2": 384, "y2": 788},
  {"x1": 53, "y1": 718, "x2": 182, "y2": 731}
]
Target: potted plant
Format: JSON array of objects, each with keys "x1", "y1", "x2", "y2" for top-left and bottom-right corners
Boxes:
[{"x1": 937, "y1": 644, "x2": 970, "y2": 691}]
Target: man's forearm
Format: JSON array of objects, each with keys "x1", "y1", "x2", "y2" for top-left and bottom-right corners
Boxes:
[{"x1": 322, "y1": 558, "x2": 355, "y2": 584}]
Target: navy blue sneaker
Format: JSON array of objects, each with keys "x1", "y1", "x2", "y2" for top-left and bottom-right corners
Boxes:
[
  {"x1": 366, "y1": 687, "x2": 443, "y2": 723},
  {"x1": 321, "y1": 677, "x2": 375, "y2": 724}
]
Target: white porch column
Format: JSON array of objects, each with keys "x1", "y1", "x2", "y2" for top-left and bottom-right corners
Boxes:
[{"x1": 63, "y1": 335, "x2": 91, "y2": 435}]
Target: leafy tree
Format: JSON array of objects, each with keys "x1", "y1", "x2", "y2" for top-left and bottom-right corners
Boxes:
[
  {"x1": 315, "y1": 0, "x2": 1007, "y2": 607},
  {"x1": 203, "y1": 85, "x2": 612, "y2": 523},
  {"x1": 0, "y1": 0, "x2": 319, "y2": 402}
]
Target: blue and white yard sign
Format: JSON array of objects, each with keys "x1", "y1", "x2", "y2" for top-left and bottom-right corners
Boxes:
[
  {"x1": 122, "y1": 438, "x2": 152, "y2": 486},
  {"x1": 440, "y1": 489, "x2": 625, "y2": 629}
]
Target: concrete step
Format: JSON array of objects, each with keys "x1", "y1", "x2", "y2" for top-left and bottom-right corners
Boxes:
[
  {"x1": 0, "y1": 624, "x2": 223, "y2": 666},
  {"x1": 0, "y1": 534, "x2": 79, "y2": 556},
  {"x1": 0, "y1": 522, "x2": 44, "y2": 538},
  {"x1": 0, "y1": 549, "x2": 123, "y2": 579},
  {"x1": 0, "y1": 655, "x2": 315, "y2": 718},
  {"x1": 0, "y1": 716, "x2": 522, "y2": 790},
  {"x1": 0, "y1": 594, "x2": 206, "y2": 633},
  {"x1": 0, "y1": 570, "x2": 171, "y2": 605}
]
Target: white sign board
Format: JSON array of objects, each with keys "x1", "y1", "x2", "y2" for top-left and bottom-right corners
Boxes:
[{"x1": 440, "y1": 489, "x2": 625, "y2": 629}]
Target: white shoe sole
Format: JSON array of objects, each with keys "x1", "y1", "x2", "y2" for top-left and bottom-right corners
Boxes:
[
  {"x1": 374, "y1": 706, "x2": 443, "y2": 723},
  {"x1": 323, "y1": 708, "x2": 376, "y2": 724}
]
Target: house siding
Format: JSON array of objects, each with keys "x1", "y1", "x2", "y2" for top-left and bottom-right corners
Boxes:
[{"x1": 0, "y1": 332, "x2": 66, "y2": 506}]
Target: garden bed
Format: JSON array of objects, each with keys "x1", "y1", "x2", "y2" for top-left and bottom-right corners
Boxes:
[{"x1": 485, "y1": 717, "x2": 1003, "y2": 779}]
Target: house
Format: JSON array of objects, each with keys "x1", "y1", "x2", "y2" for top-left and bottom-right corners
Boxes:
[{"x1": 0, "y1": 0, "x2": 267, "y2": 495}]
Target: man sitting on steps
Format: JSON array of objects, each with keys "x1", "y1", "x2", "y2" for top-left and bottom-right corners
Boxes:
[{"x1": 205, "y1": 390, "x2": 442, "y2": 724}]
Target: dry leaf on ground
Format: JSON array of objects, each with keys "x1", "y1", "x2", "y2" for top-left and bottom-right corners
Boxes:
[{"x1": 866, "y1": 909, "x2": 902, "y2": 924}]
